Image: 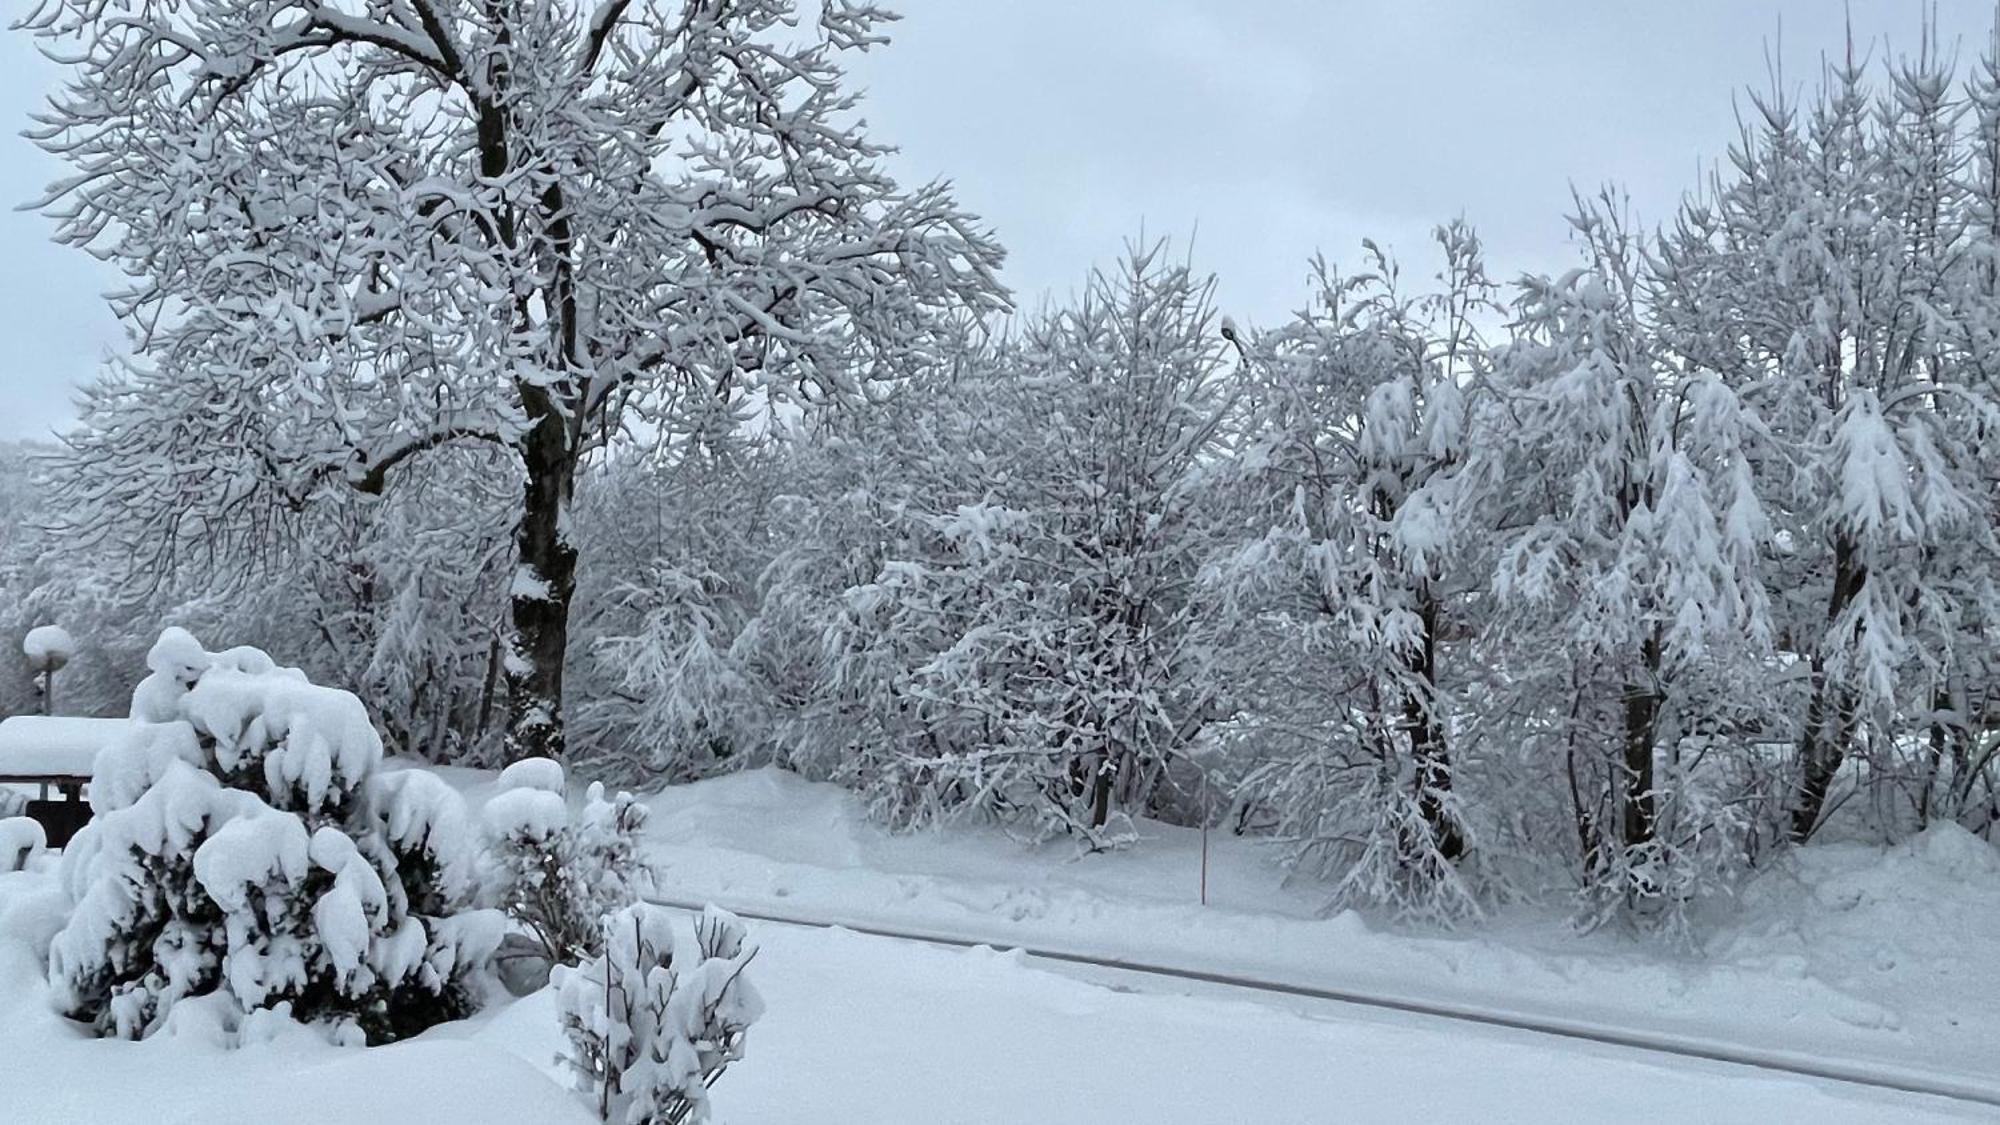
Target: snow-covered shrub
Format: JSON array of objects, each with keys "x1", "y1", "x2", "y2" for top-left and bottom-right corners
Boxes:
[
  {"x1": 47, "y1": 629, "x2": 501, "y2": 1042},
  {"x1": 554, "y1": 903, "x2": 761, "y2": 1125},
  {"x1": 367, "y1": 767, "x2": 497, "y2": 1036},
  {"x1": 484, "y1": 757, "x2": 651, "y2": 963}
]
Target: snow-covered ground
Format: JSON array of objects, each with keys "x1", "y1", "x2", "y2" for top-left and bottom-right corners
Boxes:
[
  {"x1": 604, "y1": 767, "x2": 2000, "y2": 1092},
  {"x1": 4, "y1": 763, "x2": 1998, "y2": 1122},
  {"x1": 1, "y1": 862, "x2": 1981, "y2": 1124}
]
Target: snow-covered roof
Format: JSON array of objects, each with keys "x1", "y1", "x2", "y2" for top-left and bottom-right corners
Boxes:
[{"x1": 0, "y1": 716, "x2": 132, "y2": 778}]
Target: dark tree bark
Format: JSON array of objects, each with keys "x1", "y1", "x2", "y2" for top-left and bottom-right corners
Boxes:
[
  {"x1": 1790, "y1": 533, "x2": 1868, "y2": 842},
  {"x1": 1620, "y1": 632, "x2": 1664, "y2": 853},
  {"x1": 504, "y1": 399, "x2": 580, "y2": 762},
  {"x1": 1407, "y1": 587, "x2": 1465, "y2": 861},
  {"x1": 1086, "y1": 757, "x2": 1115, "y2": 832}
]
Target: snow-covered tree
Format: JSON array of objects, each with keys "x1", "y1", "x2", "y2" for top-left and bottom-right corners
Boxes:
[
  {"x1": 48, "y1": 629, "x2": 501, "y2": 1042},
  {"x1": 743, "y1": 378, "x2": 1002, "y2": 817},
  {"x1": 0, "y1": 442, "x2": 149, "y2": 721},
  {"x1": 1212, "y1": 224, "x2": 1496, "y2": 919},
  {"x1": 1914, "y1": 32, "x2": 2000, "y2": 831},
  {"x1": 29, "y1": 0, "x2": 1006, "y2": 764},
  {"x1": 1484, "y1": 194, "x2": 1777, "y2": 922},
  {"x1": 569, "y1": 443, "x2": 786, "y2": 785},
  {"x1": 1652, "y1": 43, "x2": 2000, "y2": 842},
  {"x1": 759, "y1": 248, "x2": 1237, "y2": 841},
  {"x1": 152, "y1": 451, "x2": 519, "y2": 763}
]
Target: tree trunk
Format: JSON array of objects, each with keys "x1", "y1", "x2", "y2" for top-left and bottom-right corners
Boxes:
[
  {"x1": 1919, "y1": 682, "x2": 1966, "y2": 827},
  {"x1": 1087, "y1": 755, "x2": 1114, "y2": 831},
  {"x1": 476, "y1": 23, "x2": 586, "y2": 765},
  {"x1": 1620, "y1": 686, "x2": 1660, "y2": 849},
  {"x1": 1790, "y1": 534, "x2": 1867, "y2": 843},
  {"x1": 504, "y1": 400, "x2": 579, "y2": 763},
  {"x1": 471, "y1": 27, "x2": 580, "y2": 767},
  {"x1": 1620, "y1": 633, "x2": 1664, "y2": 852},
  {"x1": 1407, "y1": 588, "x2": 1465, "y2": 860}
]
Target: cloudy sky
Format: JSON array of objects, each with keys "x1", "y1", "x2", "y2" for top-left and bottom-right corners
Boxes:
[{"x1": 0, "y1": 2, "x2": 1991, "y2": 439}]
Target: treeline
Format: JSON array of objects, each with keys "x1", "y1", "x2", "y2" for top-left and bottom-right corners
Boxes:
[{"x1": 22, "y1": 35, "x2": 2000, "y2": 928}]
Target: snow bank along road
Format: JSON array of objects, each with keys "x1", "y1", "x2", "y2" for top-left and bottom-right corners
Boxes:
[{"x1": 648, "y1": 893, "x2": 2000, "y2": 1115}]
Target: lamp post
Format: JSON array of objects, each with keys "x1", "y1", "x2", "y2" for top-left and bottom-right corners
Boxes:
[{"x1": 23, "y1": 625, "x2": 74, "y2": 717}]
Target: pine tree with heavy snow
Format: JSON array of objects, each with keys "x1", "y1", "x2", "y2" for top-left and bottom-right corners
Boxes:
[
  {"x1": 49, "y1": 629, "x2": 501, "y2": 1042},
  {"x1": 28, "y1": 0, "x2": 1006, "y2": 765}
]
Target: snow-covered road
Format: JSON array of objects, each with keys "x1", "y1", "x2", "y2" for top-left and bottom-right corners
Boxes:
[
  {"x1": 648, "y1": 894, "x2": 2000, "y2": 1114},
  {"x1": 699, "y1": 923, "x2": 1984, "y2": 1124}
]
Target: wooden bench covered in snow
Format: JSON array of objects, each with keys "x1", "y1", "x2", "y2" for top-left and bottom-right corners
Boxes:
[{"x1": 0, "y1": 715, "x2": 130, "y2": 847}]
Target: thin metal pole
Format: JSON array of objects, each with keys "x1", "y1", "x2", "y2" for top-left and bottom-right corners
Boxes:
[{"x1": 1199, "y1": 770, "x2": 1209, "y2": 907}]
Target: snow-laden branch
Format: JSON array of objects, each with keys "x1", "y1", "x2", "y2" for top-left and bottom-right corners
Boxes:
[{"x1": 345, "y1": 426, "x2": 511, "y2": 496}]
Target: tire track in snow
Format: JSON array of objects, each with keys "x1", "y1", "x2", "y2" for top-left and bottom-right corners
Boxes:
[{"x1": 645, "y1": 894, "x2": 2000, "y2": 1113}]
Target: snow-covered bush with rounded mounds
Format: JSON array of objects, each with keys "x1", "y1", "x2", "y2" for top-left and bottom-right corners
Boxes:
[
  {"x1": 47, "y1": 628, "x2": 503, "y2": 1043},
  {"x1": 554, "y1": 903, "x2": 760, "y2": 1125},
  {"x1": 484, "y1": 757, "x2": 651, "y2": 965}
]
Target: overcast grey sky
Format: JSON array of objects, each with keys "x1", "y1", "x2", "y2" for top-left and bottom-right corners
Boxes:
[{"x1": 0, "y1": 2, "x2": 1992, "y2": 439}]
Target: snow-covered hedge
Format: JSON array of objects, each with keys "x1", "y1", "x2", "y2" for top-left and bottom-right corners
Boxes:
[
  {"x1": 554, "y1": 903, "x2": 760, "y2": 1125},
  {"x1": 47, "y1": 628, "x2": 502, "y2": 1042}
]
